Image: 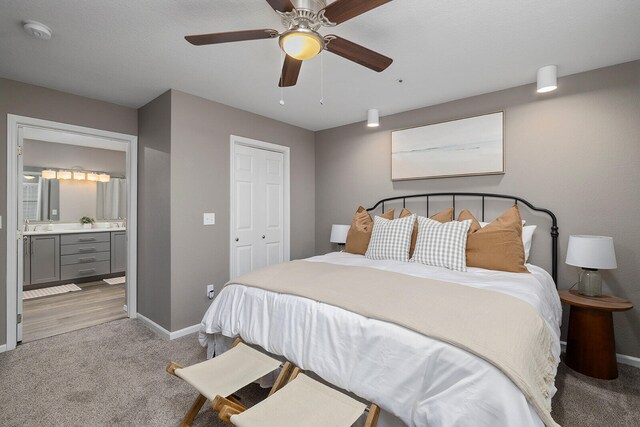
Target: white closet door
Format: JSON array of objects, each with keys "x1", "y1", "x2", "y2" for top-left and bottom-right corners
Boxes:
[
  {"x1": 231, "y1": 145, "x2": 285, "y2": 278},
  {"x1": 232, "y1": 145, "x2": 265, "y2": 278},
  {"x1": 262, "y1": 150, "x2": 285, "y2": 267}
]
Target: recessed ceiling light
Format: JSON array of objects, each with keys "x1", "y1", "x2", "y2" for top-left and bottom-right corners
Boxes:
[{"x1": 23, "y1": 20, "x2": 52, "y2": 40}]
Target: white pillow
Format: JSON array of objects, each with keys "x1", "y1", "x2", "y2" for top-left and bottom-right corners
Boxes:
[
  {"x1": 411, "y1": 217, "x2": 472, "y2": 272},
  {"x1": 479, "y1": 221, "x2": 536, "y2": 262},
  {"x1": 521, "y1": 225, "x2": 536, "y2": 262},
  {"x1": 365, "y1": 214, "x2": 415, "y2": 262}
]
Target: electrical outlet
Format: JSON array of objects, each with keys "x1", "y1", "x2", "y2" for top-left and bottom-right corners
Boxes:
[{"x1": 207, "y1": 284, "x2": 215, "y2": 300}]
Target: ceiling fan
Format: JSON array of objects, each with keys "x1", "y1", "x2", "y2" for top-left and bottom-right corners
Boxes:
[{"x1": 185, "y1": 0, "x2": 394, "y2": 87}]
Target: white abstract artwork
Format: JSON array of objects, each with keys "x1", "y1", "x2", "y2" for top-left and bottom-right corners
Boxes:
[{"x1": 392, "y1": 112, "x2": 504, "y2": 180}]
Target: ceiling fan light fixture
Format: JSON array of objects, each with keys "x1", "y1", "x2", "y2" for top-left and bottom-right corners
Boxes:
[{"x1": 279, "y1": 29, "x2": 323, "y2": 61}]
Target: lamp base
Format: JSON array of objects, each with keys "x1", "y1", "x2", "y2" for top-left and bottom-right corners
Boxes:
[{"x1": 578, "y1": 268, "x2": 602, "y2": 297}]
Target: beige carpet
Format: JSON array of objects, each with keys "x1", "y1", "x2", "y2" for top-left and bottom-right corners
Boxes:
[{"x1": 0, "y1": 318, "x2": 638, "y2": 426}]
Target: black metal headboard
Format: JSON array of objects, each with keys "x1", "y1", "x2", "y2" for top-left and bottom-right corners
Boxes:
[{"x1": 366, "y1": 193, "x2": 559, "y2": 284}]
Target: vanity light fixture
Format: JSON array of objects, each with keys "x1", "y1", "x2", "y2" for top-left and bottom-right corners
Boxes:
[
  {"x1": 367, "y1": 109, "x2": 380, "y2": 128},
  {"x1": 41, "y1": 169, "x2": 57, "y2": 179},
  {"x1": 57, "y1": 170, "x2": 72, "y2": 180},
  {"x1": 98, "y1": 173, "x2": 111, "y2": 183},
  {"x1": 73, "y1": 171, "x2": 86, "y2": 180},
  {"x1": 87, "y1": 172, "x2": 99, "y2": 181},
  {"x1": 537, "y1": 65, "x2": 558, "y2": 93}
]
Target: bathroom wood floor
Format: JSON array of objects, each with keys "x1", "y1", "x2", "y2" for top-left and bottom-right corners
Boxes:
[{"x1": 22, "y1": 280, "x2": 127, "y2": 343}]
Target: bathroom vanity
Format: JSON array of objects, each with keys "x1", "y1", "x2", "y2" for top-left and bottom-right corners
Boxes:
[{"x1": 24, "y1": 228, "x2": 126, "y2": 288}]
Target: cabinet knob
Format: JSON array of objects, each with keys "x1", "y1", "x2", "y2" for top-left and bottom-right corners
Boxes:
[
  {"x1": 262, "y1": 235, "x2": 266, "y2": 239},
  {"x1": 235, "y1": 238, "x2": 239, "y2": 242}
]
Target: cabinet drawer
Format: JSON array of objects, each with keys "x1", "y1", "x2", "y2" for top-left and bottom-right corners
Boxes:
[
  {"x1": 61, "y1": 260, "x2": 111, "y2": 280},
  {"x1": 61, "y1": 232, "x2": 110, "y2": 245},
  {"x1": 61, "y1": 251, "x2": 111, "y2": 266},
  {"x1": 60, "y1": 242, "x2": 110, "y2": 255}
]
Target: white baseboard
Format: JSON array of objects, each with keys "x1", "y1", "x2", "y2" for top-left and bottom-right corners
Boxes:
[
  {"x1": 0, "y1": 344, "x2": 7, "y2": 354},
  {"x1": 169, "y1": 324, "x2": 201, "y2": 340},
  {"x1": 136, "y1": 313, "x2": 199, "y2": 341},
  {"x1": 560, "y1": 341, "x2": 640, "y2": 369},
  {"x1": 137, "y1": 313, "x2": 170, "y2": 340}
]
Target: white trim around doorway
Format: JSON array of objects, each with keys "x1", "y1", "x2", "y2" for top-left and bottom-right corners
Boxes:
[
  {"x1": 229, "y1": 135, "x2": 290, "y2": 280},
  {"x1": 5, "y1": 114, "x2": 138, "y2": 351}
]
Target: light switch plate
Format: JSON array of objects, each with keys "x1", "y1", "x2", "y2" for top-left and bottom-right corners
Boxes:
[{"x1": 203, "y1": 213, "x2": 215, "y2": 225}]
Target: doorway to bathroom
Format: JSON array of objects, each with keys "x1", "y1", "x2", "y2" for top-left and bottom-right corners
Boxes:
[{"x1": 6, "y1": 115, "x2": 138, "y2": 349}]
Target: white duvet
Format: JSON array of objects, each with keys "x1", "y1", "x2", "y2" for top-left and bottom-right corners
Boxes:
[{"x1": 199, "y1": 252, "x2": 562, "y2": 427}]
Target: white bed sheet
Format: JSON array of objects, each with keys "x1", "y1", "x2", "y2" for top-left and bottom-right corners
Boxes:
[{"x1": 199, "y1": 252, "x2": 562, "y2": 427}]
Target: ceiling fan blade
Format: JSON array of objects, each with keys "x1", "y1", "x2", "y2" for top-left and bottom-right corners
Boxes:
[
  {"x1": 325, "y1": 35, "x2": 393, "y2": 72},
  {"x1": 279, "y1": 55, "x2": 303, "y2": 87},
  {"x1": 266, "y1": 0, "x2": 295, "y2": 13},
  {"x1": 185, "y1": 29, "x2": 279, "y2": 46},
  {"x1": 322, "y1": 0, "x2": 392, "y2": 25}
]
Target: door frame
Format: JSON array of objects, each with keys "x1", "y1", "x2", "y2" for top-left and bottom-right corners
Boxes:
[
  {"x1": 229, "y1": 135, "x2": 290, "y2": 280},
  {"x1": 5, "y1": 114, "x2": 138, "y2": 351}
]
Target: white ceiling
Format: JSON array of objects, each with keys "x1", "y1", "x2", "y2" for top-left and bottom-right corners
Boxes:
[{"x1": 1, "y1": 0, "x2": 639, "y2": 131}]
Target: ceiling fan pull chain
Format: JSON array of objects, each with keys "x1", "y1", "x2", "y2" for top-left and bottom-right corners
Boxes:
[
  {"x1": 320, "y1": 50, "x2": 324, "y2": 105},
  {"x1": 279, "y1": 49, "x2": 285, "y2": 105}
]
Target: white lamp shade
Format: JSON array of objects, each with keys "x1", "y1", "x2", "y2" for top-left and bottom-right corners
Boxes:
[
  {"x1": 87, "y1": 172, "x2": 99, "y2": 181},
  {"x1": 98, "y1": 173, "x2": 111, "y2": 183},
  {"x1": 330, "y1": 224, "x2": 350, "y2": 244},
  {"x1": 537, "y1": 65, "x2": 557, "y2": 93},
  {"x1": 73, "y1": 171, "x2": 86, "y2": 180},
  {"x1": 367, "y1": 109, "x2": 379, "y2": 127},
  {"x1": 566, "y1": 235, "x2": 617, "y2": 269}
]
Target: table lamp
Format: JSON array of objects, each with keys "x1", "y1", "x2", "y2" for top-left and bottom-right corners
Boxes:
[
  {"x1": 330, "y1": 224, "x2": 350, "y2": 251},
  {"x1": 566, "y1": 235, "x2": 617, "y2": 297}
]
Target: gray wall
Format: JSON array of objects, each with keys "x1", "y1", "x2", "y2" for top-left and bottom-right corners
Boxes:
[
  {"x1": 314, "y1": 60, "x2": 640, "y2": 358},
  {"x1": 137, "y1": 91, "x2": 172, "y2": 330},
  {"x1": 0, "y1": 77, "x2": 137, "y2": 346},
  {"x1": 137, "y1": 90, "x2": 316, "y2": 332},
  {"x1": 23, "y1": 139, "x2": 126, "y2": 175},
  {"x1": 169, "y1": 90, "x2": 315, "y2": 331}
]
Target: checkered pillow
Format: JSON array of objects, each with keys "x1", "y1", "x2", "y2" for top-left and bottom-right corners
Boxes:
[
  {"x1": 411, "y1": 217, "x2": 472, "y2": 272},
  {"x1": 365, "y1": 214, "x2": 416, "y2": 262}
]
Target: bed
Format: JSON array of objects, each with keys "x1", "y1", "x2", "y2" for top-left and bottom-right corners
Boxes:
[{"x1": 199, "y1": 193, "x2": 562, "y2": 427}]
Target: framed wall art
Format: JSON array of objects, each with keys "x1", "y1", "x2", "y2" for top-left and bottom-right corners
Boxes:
[{"x1": 391, "y1": 111, "x2": 504, "y2": 180}]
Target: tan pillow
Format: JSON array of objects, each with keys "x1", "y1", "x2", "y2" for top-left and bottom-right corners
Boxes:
[
  {"x1": 345, "y1": 207, "x2": 395, "y2": 255},
  {"x1": 458, "y1": 206, "x2": 528, "y2": 273},
  {"x1": 400, "y1": 208, "x2": 454, "y2": 258}
]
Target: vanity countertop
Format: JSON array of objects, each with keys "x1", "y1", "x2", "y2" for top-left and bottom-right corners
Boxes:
[{"x1": 24, "y1": 227, "x2": 126, "y2": 236}]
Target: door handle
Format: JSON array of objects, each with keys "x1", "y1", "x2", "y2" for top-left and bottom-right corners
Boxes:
[
  {"x1": 78, "y1": 237, "x2": 96, "y2": 242},
  {"x1": 78, "y1": 247, "x2": 96, "y2": 253},
  {"x1": 78, "y1": 268, "x2": 96, "y2": 275},
  {"x1": 235, "y1": 238, "x2": 239, "y2": 242},
  {"x1": 78, "y1": 257, "x2": 97, "y2": 263}
]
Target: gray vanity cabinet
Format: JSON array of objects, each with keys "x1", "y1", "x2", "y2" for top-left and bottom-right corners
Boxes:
[
  {"x1": 23, "y1": 237, "x2": 31, "y2": 286},
  {"x1": 29, "y1": 235, "x2": 60, "y2": 285},
  {"x1": 111, "y1": 231, "x2": 127, "y2": 273}
]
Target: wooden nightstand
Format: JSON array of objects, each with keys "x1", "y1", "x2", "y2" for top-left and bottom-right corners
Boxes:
[{"x1": 559, "y1": 290, "x2": 633, "y2": 379}]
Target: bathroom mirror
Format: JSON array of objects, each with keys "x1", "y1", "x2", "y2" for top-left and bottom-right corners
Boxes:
[{"x1": 23, "y1": 167, "x2": 126, "y2": 222}]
